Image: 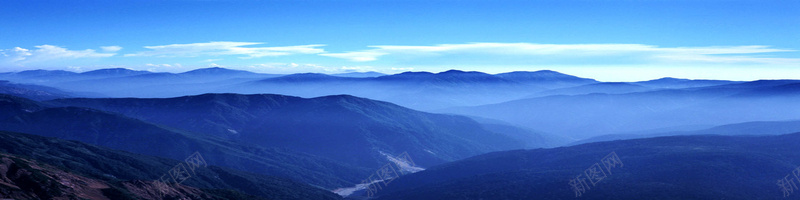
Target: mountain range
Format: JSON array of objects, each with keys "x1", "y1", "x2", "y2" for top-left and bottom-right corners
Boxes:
[
  {"x1": 443, "y1": 79, "x2": 800, "y2": 139},
  {"x1": 0, "y1": 91, "x2": 554, "y2": 195},
  {"x1": 3, "y1": 67, "x2": 799, "y2": 141},
  {"x1": 572, "y1": 119, "x2": 800, "y2": 145},
  {"x1": 0, "y1": 68, "x2": 597, "y2": 110},
  {"x1": 0, "y1": 130, "x2": 342, "y2": 200},
  {"x1": 47, "y1": 93, "x2": 531, "y2": 168},
  {"x1": 371, "y1": 133, "x2": 800, "y2": 199},
  {"x1": 0, "y1": 94, "x2": 372, "y2": 189},
  {"x1": 2, "y1": 67, "x2": 800, "y2": 199}
]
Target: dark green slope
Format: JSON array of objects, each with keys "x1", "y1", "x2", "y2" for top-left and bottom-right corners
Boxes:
[
  {"x1": 0, "y1": 95, "x2": 369, "y2": 189},
  {"x1": 0, "y1": 94, "x2": 47, "y2": 120},
  {"x1": 48, "y1": 93, "x2": 304, "y2": 139},
  {"x1": 0, "y1": 130, "x2": 342, "y2": 200},
  {"x1": 49, "y1": 93, "x2": 524, "y2": 168},
  {"x1": 245, "y1": 94, "x2": 523, "y2": 167},
  {"x1": 373, "y1": 133, "x2": 800, "y2": 200},
  {"x1": 0, "y1": 106, "x2": 205, "y2": 159}
]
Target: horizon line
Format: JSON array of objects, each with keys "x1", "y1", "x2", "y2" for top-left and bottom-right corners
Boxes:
[{"x1": 2, "y1": 66, "x2": 794, "y2": 82}]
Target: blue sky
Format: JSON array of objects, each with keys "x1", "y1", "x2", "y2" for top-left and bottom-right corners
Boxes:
[{"x1": 1, "y1": 0, "x2": 798, "y2": 81}]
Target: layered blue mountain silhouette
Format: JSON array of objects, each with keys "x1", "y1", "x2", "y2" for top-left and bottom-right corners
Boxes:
[
  {"x1": 371, "y1": 133, "x2": 800, "y2": 199},
  {"x1": 1, "y1": 67, "x2": 799, "y2": 199}
]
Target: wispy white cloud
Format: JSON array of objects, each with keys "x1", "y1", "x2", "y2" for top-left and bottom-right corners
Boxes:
[
  {"x1": 339, "y1": 66, "x2": 378, "y2": 72},
  {"x1": 250, "y1": 63, "x2": 332, "y2": 72},
  {"x1": 654, "y1": 54, "x2": 800, "y2": 65},
  {"x1": 319, "y1": 43, "x2": 799, "y2": 65},
  {"x1": 145, "y1": 63, "x2": 182, "y2": 68},
  {"x1": 246, "y1": 63, "x2": 383, "y2": 74},
  {"x1": 0, "y1": 47, "x2": 32, "y2": 63},
  {"x1": 67, "y1": 66, "x2": 84, "y2": 72},
  {"x1": 125, "y1": 41, "x2": 325, "y2": 58},
  {"x1": 100, "y1": 46, "x2": 123, "y2": 52},
  {"x1": 391, "y1": 67, "x2": 414, "y2": 71},
  {"x1": 202, "y1": 58, "x2": 223, "y2": 62},
  {"x1": 0, "y1": 45, "x2": 115, "y2": 64},
  {"x1": 319, "y1": 51, "x2": 388, "y2": 62}
]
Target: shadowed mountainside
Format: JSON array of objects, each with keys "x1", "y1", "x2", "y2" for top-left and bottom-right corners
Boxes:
[
  {"x1": 48, "y1": 93, "x2": 534, "y2": 168},
  {"x1": 370, "y1": 133, "x2": 800, "y2": 200},
  {"x1": 0, "y1": 130, "x2": 342, "y2": 200},
  {"x1": 0, "y1": 94, "x2": 370, "y2": 189}
]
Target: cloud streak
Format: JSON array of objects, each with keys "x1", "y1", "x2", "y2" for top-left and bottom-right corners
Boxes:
[
  {"x1": 0, "y1": 45, "x2": 115, "y2": 64},
  {"x1": 319, "y1": 51, "x2": 388, "y2": 62},
  {"x1": 100, "y1": 46, "x2": 123, "y2": 52},
  {"x1": 320, "y1": 43, "x2": 799, "y2": 65},
  {"x1": 125, "y1": 41, "x2": 325, "y2": 58}
]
